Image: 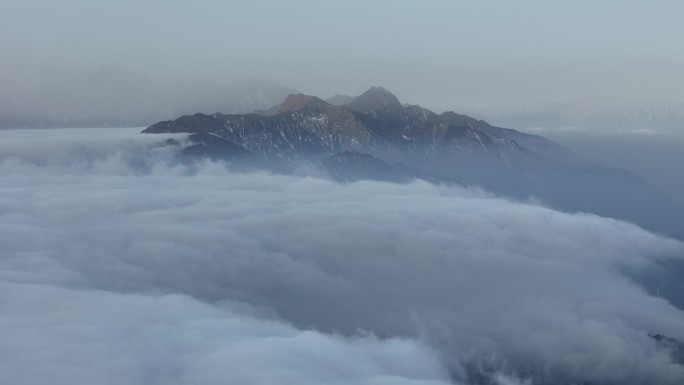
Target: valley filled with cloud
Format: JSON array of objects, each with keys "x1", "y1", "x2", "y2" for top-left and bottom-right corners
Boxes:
[{"x1": 1, "y1": 128, "x2": 683, "y2": 385}]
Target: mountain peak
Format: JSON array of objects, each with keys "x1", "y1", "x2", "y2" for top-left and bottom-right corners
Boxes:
[
  {"x1": 326, "y1": 94, "x2": 357, "y2": 106},
  {"x1": 346, "y1": 86, "x2": 403, "y2": 113},
  {"x1": 278, "y1": 94, "x2": 331, "y2": 114},
  {"x1": 366, "y1": 86, "x2": 394, "y2": 95}
]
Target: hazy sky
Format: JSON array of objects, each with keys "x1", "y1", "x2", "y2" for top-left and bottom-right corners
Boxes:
[{"x1": 2, "y1": 0, "x2": 683, "y2": 107}]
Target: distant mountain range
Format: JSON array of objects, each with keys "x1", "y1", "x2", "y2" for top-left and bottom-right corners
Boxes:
[
  {"x1": 460, "y1": 99, "x2": 684, "y2": 131},
  {"x1": 143, "y1": 87, "x2": 684, "y2": 239},
  {"x1": 0, "y1": 65, "x2": 295, "y2": 128}
]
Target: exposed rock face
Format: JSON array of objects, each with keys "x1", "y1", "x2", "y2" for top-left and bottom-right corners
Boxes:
[
  {"x1": 146, "y1": 87, "x2": 557, "y2": 172},
  {"x1": 346, "y1": 86, "x2": 404, "y2": 117},
  {"x1": 182, "y1": 132, "x2": 253, "y2": 160},
  {"x1": 278, "y1": 94, "x2": 328, "y2": 114},
  {"x1": 143, "y1": 87, "x2": 684, "y2": 239}
]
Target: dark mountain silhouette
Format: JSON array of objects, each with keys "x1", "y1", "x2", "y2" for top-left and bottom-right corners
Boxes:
[
  {"x1": 346, "y1": 86, "x2": 404, "y2": 116},
  {"x1": 144, "y1": 87, "x2": 684, "y2": 239},
  {"x1": 182, "y1": 132, "x2": 253, "y2": 160}
]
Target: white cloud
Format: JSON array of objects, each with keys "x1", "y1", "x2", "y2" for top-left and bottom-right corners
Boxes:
[
  {"x1": 1, "y1": 128, "x2": 683, "y2": 384},
  {"x1": 0, "y1": 283, "x2": 451, "y2": 385}
]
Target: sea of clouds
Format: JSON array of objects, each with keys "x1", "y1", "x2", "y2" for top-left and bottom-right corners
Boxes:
[{"x1": 1, "y1": 128, "x2": 683, "y2": 385}]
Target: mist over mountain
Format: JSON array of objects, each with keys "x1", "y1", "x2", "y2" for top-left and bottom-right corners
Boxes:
[
  {"x1": 4, "y1": 1, "x2": 684, "y2": 384},
  {"x1": 2, "y1": 127, "x2": 684, "y2": 385},
  {"x1": 3, "y1": 89, "x2": 684, "y2": 384},
  {"x1": 539, "y1": 130, "x2": 684, "y2": 209},
  {"x1": 460, "y1": 99, "x2": 684, "y2": 132},
  {"x1": 144, "y1": 87, "x2": 684, "y2": 240},
  {"x1": 449, "y1": 98, "x2": 684, "y2": 208},
  {"x1": 0, "y1": 65, "x2": 295, "y2": 128},
  {"x1": 326, "y1": 94, "x2": 357, "y2": 106}
]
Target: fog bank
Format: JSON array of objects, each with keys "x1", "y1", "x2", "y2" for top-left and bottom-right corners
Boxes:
[{"x1": 1, "y1": 128, "x2": 684, "y2": 384}]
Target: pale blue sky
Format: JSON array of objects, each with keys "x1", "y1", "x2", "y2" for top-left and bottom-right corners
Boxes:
[{"x1": 1, "y1": 0, "x2": 683, "y2": 107}]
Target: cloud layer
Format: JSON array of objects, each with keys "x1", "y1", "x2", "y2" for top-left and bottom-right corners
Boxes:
[{"x1": 1, "y1": 128, "x2": 684, "y2": 384}]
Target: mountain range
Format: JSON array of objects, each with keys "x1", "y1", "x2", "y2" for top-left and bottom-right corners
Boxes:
[
  {"x1": 0, "y1": 65, "x2": 295, "y2": 128},
  {"x1": 459, "y1": 99, "x2": 684, "y2": 131},
  {"x1": 143, "y1": 87, "x2": 684, "y2": 240}
]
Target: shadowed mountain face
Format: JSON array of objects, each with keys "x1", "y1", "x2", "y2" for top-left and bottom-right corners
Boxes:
[
  {"x1": 143, "y1": 87, "x2": 684, "y2": 239},
  {"x1": 321, "y1": 151, "x2": 446, "y2": 184}
]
